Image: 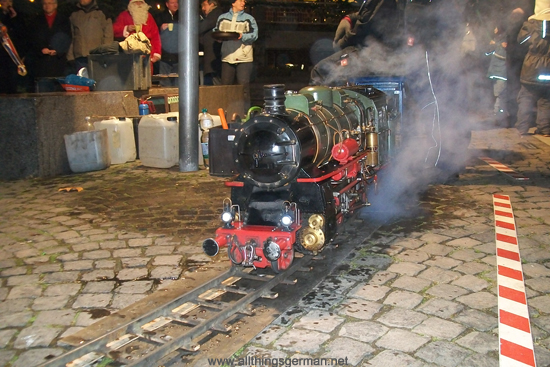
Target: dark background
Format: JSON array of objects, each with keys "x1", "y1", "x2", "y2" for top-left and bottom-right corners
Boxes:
[{"x1": 6, "y1": 0, "x2": 512, "y2": 88}]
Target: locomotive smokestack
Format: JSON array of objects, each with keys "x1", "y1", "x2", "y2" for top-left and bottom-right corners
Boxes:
[{"x1": 263, "y1": 84, "x2": 286, "y2": 115}]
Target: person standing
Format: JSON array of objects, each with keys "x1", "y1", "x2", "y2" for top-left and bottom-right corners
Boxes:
[
  {"x1": 505, "y1": 0, "x2": 535, "y2": 127},
  {"x1": 113, "y1": 0, "x2": 161, "y2": 64},
  {"x1": 31, "y1": 0, "x2": 71, "y2": 79},
  {"x1": 486, "y1": 22, "x2": 508, "y2": 126},
  {"x1": 515, "y1": 0, "x2": 550, "y2": 137},
  {"x1": 214, "y1": 0, "x2": 258, "y2": 112},
  {"x1": 199, "y1": 0, "x2": 223, "y2": 85},
  {"x1": 405, "y1": 0, "x2": 473, "y2": 181},
  {"x1": 0, "y1": 0, "x2": 27, "y2": 93},
  {"x1": 67, "y1": 0, "x2": 113, "y2": 73},
  {"x1": 155, "y1": 0, "x2": 178, "y2": 86}
]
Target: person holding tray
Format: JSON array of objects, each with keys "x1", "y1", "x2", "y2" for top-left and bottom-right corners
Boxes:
[{"x1": 213, "y1": 0, "x2": 258, "y2": 112}]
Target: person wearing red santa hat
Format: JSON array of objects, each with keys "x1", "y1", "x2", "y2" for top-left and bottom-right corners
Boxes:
[{"x1": 113, "y1": 0, "x2": 161, "y2": 63}]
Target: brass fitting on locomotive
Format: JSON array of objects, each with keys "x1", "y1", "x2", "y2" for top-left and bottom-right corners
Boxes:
[
  {"x1": 365, "y1": 125, "x2": 379, "y2": 167},
  {"x1": 298, "y1": 214, "x2": 326, "y2": 255}
]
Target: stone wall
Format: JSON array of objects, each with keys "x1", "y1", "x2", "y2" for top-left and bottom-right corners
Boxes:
[{"x1": 0, "y1": 85, "x2": 244, "y2": 181}]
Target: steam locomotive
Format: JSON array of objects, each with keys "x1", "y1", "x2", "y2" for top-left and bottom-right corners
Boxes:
[{"x1": 202, "y1": 83, "x2": 398, "y2": 272}]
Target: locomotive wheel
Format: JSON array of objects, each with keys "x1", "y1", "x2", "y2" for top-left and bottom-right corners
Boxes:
[
  {"x1": 295, "y1": 213, "x2": 326, "y2": 255},
  {"x1": 271, "y1": 247, "x2": 294, "y2": 274},
  {"x1": 296, "y1": 226, "x2": 325, "y2": 255},
  {"x1": 295, "y1": 228, "x2": 314, "y2": 254},
  {"x1": 228, "y1": 243, "x2": 244, "y2": 265},
  {"x1": 293, "y1": 239, "x2": 311, "y2": 255},
  {"x1": 308, "y1": 214, "x2": 324, "y2": 230}
]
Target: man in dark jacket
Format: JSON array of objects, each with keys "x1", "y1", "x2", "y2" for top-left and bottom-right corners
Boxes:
[
  {"x1": 31, "y1": 0, "x2": 71, "y2": 79},
  {"x1": 515, "y1": 0, "x2": 550, "y2": 136},
  {"x1": 199, "y1": 0, "x2": 223, "y2": 85},
  {"x1": 155, "y1": 0, "x2": 178, "y2": 85}
]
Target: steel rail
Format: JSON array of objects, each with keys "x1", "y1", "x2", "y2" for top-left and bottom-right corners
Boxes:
[
  {"x1": 40, "y1": 255, "x2": 312, "y2": 367},
  {"x1": 127, "y1": 254, "x2": 312, "y2": 367},
  {"x1": 40, "y1": 266, "x2": 241, "y2": 367}
]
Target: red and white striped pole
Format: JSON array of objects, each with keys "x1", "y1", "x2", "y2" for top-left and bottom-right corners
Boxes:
[{"x1": 493, "y1": 194, "x2": 536, "y2": 367}]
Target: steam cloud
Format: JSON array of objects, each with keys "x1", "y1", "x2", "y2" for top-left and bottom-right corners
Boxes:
[{"x1": 313, "y1": 0, "x2": 509, "y2": 221}]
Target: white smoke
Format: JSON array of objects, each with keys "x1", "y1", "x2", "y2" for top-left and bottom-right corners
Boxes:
[{"x1": 319, "y1": 0, "x2": 504, "y2": 221}]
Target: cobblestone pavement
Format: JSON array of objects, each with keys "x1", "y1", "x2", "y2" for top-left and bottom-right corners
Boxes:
[
  {"x1": 0, "y1": 165, "x2": 232, "y2": 366},
  {"x1": 1, "y1": 128, "x2": 550, "y2": 367},
  {"x1": 219, "y1": 128, "x2": 550, "y2": 367}
]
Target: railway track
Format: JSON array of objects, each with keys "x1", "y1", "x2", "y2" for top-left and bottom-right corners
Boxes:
[
  {"x1": 40, "y1": 254, "x2": 314, "y2": 367},
  {"x1": 41, "y1": 207, "x2": 384, "y2": 367}
]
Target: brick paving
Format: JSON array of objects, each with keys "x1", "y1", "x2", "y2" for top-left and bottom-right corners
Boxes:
[{"x1": 1, "y1": 128, "x2": 550, "y2": 366}]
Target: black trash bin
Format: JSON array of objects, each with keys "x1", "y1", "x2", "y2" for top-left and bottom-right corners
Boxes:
[
  {"x1": 88, "y1": 54, "x2": 151, "y2": 91},
  {"x1": 209, "y1": 125, "x2": 239, "y2": 176}
]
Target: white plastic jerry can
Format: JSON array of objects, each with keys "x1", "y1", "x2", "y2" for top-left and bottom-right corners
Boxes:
[{"x1": 94, "y1": 117, "x2": 136, "y2": 164}]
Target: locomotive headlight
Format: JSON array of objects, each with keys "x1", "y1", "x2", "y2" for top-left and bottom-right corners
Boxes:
[
  {"x1": 279, "y1": 201, "x2": 296, "y2": 230},
  {"x1": 221, "y1": 210, "x2": 234, "y2": 226},
  {"x1": 264, "y1": 239, "x2": 281, "y2": 262},
  {"x1": 281, "y1": 214, "x2": 293, "y2": 227},
  {"x1": 221, "y1": 199, "x2": 236, "y2": 228}
]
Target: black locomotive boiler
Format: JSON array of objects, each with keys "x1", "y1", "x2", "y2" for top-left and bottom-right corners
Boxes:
[{"x1": 203, "y1": 84, "x2": 397, "y2": 272}]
